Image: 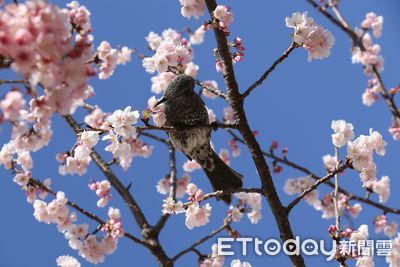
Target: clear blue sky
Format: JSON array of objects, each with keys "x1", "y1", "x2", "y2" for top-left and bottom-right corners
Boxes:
[{"x1": 1, "y1": 0, "x2": 399, "y2": 266}]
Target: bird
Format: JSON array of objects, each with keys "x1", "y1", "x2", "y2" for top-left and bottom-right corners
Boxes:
[{"x1": 155, "y1": 74, "x2": 243, "y2": 204}]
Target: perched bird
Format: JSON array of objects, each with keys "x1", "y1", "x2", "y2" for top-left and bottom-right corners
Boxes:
[{"x1": 155, "y1": 74, "x2": 243, "y2": 203}]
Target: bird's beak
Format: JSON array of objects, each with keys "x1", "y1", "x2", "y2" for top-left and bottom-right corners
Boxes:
[{"x1": 154, "y1": 97, "x2": 167, "y2": 107}]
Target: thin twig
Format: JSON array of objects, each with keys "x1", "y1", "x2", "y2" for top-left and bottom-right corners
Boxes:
[
  {"x1": 172, "y1": 219, "x2": 231, "y2": 262},
  {"x1": 183, "y1": 188, "x2": 262, "y2": 208},
  {"x1": 333, "y1": 147, "x2": 341, "y2": 236},
  {"x1": 242, "y1": 42, "x2": 299, "y2": 98},
  {"x1": 286, "y1": 160, "x2": 351, "y2": 212}
]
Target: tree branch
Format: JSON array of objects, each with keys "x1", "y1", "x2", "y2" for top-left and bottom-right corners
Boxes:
[{"x1": 204, "y1": 1, "x2": 306, "y2": 266}]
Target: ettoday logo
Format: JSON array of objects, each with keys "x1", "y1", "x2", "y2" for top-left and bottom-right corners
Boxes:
[{"x1": 217, "y1": 237, "x2": 337, "y2": 261}]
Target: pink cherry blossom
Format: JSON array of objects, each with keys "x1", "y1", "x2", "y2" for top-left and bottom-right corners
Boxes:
[
  {"x1": 179, "y1": 0, "x2": 206, "y2": 20},
  {"x1": 361, "y1": 12, "x2": 383, "y2": 38},
  {"x1": 231, "y1": 259, "x2": 252, "y2": 267},
  {"x1": 322, "y1": 154, "x2": 338, "y2": 172},
  {"x1": 185, "y1": 202, "x2": 212, "y2": 229},
  {"x1": 331, "y1": 120, "x2": 354, "y2": 148},
  {"x1": 0, "y1": 90, "x2": 25, "y2": 121},
  {"x1": 183, "y1": 159, "x2": 201, "y2": 172},
  {"x1": 147, "y1": 96, "x2": 167, "y2": 127},
  {"x1": 213, "y1": 5, "x2": 234, "y2": 33},
  {"x1": 162, "y1": 197, "x2": 185, "y2": 214},
  {"x1": 285, "y1": 12, "x2": 335, "y2": 62},
  {"x1": 372, "y1": 175, "x2": 390, "y2": 203},
  {"x1": 56, "y1": 255, "x2": 81, "y2": 267},
  {"x1": 85, "y1": 107, "x2": 107, "y2": 129},
  {"x1": 384, "y1": 221, "x2": 398, "y2": 238},
  {"x1": 350, "y1": 224, "x2": 369, "y2": 242},
  {"x1": 189, "y1": 27, "x2": 206, "y2": 45}
]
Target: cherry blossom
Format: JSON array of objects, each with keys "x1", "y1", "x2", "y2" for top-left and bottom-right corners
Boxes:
[
  {"x1": 233, "y1": 192, "x2": 262, "y2": 224},
  {"x1": 352, "y1": 31, "x2": 384, "y2": 75},
  {"x1": 147, "y1": 96, "x2": 167, "y2": 127},
  {"x1": 157, "y1": 173, "x2": 191, "y2": 198},
  {"x1": 162, "y1": 197, "x2": 185, "y2": 214},
  {"x1": 101, "y1": 207, "x2": 124, "y2": 239},
  {"x1": 372, "y1": 175, "x2": 390, "y2": 203},
  {"x1": 285, "y1": 12, "x2": 335, "y2": 61},
  {"x1": 213, "y1": 5, "x2": 234, "y2": 33},
  {"x1": 96, "y1": 41, "x2": 132, "y2": 79},
  {"x1": 231, "y1": 259, "x2": 252, "y2": 267},
  {"x1": 199, "y1": 244, "x2": 225, "y2": 267},
  {"x1": 361, "y1": 12, "x2": 383, "y2": 38},
  {"x1": 179, "y1": 0, "x2": 206, "y2": 19},
  {"x1": 322, "y1": 154, "x2": 338, "y2": 172},
  {"x1": 189, "y1": 26, "x2": 206, "y2": 45},
  {"x1": 183, "y1": 159, "x2": 201, "y2": 172},
  {"x1": 56, "y1": 255, "x2": 81, "y2": 267},
  {"x1": 331, "y1": 120, "x2": 354, "y2": 148},
  {"x1": 386, "y1": 233, "x2": 400, "y2": 267},
  {"x1": 185, "y1": 202, "x2": 212, "y2": 229},
  {"x1": 350, "y1": 224, "x2": 369, "y2": 242},
  {"x1": 0, "y1": 90, "x2": 25, "y2": 121},
  {"x1": 89, "y1": 180, "x2": 112, "y2": 208}
]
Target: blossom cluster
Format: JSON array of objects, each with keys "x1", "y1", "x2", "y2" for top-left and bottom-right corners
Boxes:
[
  {"x1": 179, "y1": 0, "x2": 206, "y2": 19},
  {"x1": 362, "y1": 78, "x2": 381, "y2": 106},
  {"x1": 213, "y1": 5, "x2": 234, "y2": 34},
  {"x1": 89, "y1": 180, "x2": 112, "y2": 208},
  {"x1": 142, "y1": 28, "x2": 199, "y2": 93},
  {"x1": 387, "y1": 233, "x2": 400, "y2": 267},
  {"x1": 352, "y1": 13, "x2": 384, "y2": 76},
  {"x1": 229, "y1": 192, "x2": 262, "y2": 224},
  {"x1": 96, "y1": 41, "x2": 132, "y2": 79},
  {"x1": 373, "y1": 214, "x2": 398, "y2": 238},
  {"x1": 101, "y1": 207, "x2": 125, "y2": 239},
  {"x1": 285, "y1": 12, "x2": 335, "y2": 62},
  {"x1": 199, "y1": 244, "x2": 252, "y2": 267},
  {"x1": 0, "y1": 91, "x2": 53, "y2": 174},
  {"x1": 58, "y1": 130, "x2": 99, "y2": 176},
  {"x1": 161, "y1": 183, "x2": 212, "y2": 229},
  {"x1": 332, "y1": 120, "x2": 389, "y2": 202},
  {"x1": 56, "y1": 255, "x2": 81, "y2": 267},
  {"x1": 33, "y1": 191, "x2": 119, "y2": 264},
  {"x1": 156, "y1": 173, "x2": 191, "y2": 198}
]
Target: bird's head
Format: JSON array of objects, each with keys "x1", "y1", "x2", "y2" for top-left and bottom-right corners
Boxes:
[{"x1": 155, "y1": 74, "x2": 195, "y2": 107}]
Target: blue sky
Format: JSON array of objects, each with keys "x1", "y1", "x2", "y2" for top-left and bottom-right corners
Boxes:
[{"x1": 0, "y1": 0, "x2": 399, "y2": 266}]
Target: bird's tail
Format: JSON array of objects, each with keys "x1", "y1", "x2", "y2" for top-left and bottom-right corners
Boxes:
[{"x1": 203, "y1": 150, "x2": 243, "y2": 204}]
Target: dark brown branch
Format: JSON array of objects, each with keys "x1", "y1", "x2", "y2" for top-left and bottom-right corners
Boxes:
[
  {"x1": 172, "y1": 219, "x2": 231, "y2": 262},
  {"x1": 242, "y1": 42, "x2": 299, "y2": 98},
  {"x1": 204, "y1": 1, "x2": 306, "y2": 266}
]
